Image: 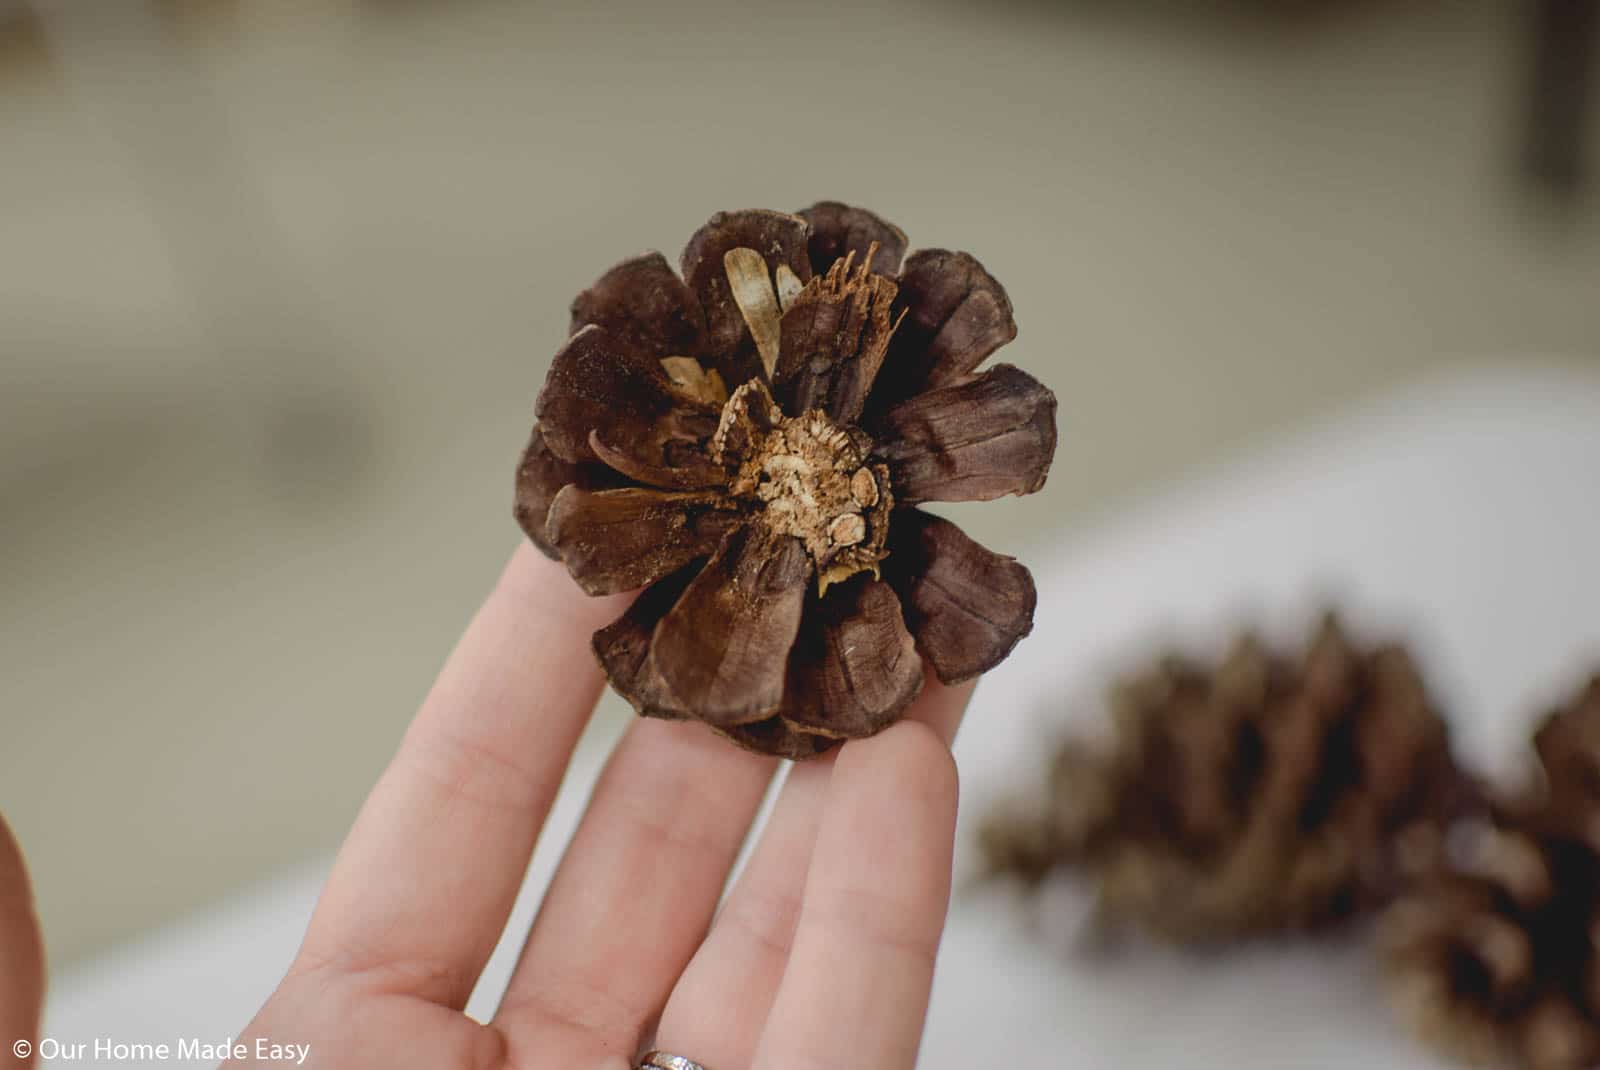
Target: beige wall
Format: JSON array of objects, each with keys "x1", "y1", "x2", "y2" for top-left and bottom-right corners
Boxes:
[{"x1": 2, "y1": 0, "x2": 1597, "y2": 970}]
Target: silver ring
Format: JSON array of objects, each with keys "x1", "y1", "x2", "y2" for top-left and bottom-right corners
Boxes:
[{"x1": 637, "y1": 1053, "x2": 710, "y2": 1070}]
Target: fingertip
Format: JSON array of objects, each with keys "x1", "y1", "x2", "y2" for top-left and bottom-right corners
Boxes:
[
  {"x1": 497, "y1": 538, "x2": 576, "y2": 599},
  {"x1": 836, "y1": 719, "x2": 959, "y2": 825},
  {"x1": 902, "y1": 719, "x2": 961, "y2": 813},
  {"x1": 496, "y1": 540, "x2": 633, "y2": 629},
  {"x1": 495, "y1": 539, "x2": 563, "y2": 601},
  {"x1": 904, "y1": 670, "x2": 978, "y2": 744}
]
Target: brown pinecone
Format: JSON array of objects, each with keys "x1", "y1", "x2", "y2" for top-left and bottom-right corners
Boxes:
[
  {"x1": 980, "y1": 614, "x2": 1468, "y2": 942},
  {"x1": 1382, "y1": 676, "x2": 1600, "y2": 1069},
  {"x1": 515, "y1": 204, "x2": 1057, "y2": 758}
]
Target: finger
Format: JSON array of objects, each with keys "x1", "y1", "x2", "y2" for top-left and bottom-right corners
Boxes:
[
  {"x1": 653, "y1": 675, "x2": 973, "y2": 1068},
  {"x1": 297, "y1": 543, "x2": 630, "y2": 1008},
  {"x1": 0, "y1": 815, "x2": 45, "y2": 1058},
  {"x1": 494, "y1": 718, "x2": 775, "y2": 1063},
  {"x1": 752, "y1": 720, "x2": 959, "y2": 1070},
  {"x1": 649, "y1": 751, "x2": 836, "y2": 1068}
]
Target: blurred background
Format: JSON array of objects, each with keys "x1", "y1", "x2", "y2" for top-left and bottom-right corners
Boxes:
[{"x1": 2, "y1": 0, "x2": 1598, "y2": 981}]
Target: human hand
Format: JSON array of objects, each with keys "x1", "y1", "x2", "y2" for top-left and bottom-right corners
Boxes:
[
  {"x1": 0, "y1": 815, "x2": 45, "y2": 1067},
  {"x1": 240, "y1": 544, "x2": 972, "y2": 1069}
]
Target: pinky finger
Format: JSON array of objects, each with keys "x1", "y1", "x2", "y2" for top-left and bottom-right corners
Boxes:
[
  {"x1": 750, "y1": 721, "x2": 959, "y2": 1070},
  {"x1": 0, "y1": 815, "x2": 45, "y2": 1057}
]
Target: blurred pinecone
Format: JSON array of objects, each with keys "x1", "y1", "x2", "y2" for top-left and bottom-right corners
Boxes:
[
  {"x1": 981, "y1": 614, "x2": 1470, "y2": 942},
  {"x1": 1382, "y1": 676, "x2": 1600, "y2": 1069}
]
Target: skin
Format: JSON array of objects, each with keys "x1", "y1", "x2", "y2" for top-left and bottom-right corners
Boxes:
[
  {"x1": 0, "y1": 544, "x2": 970, "y2": 1070},
  {"x1": 1, "y1": 815, "x2": 45, "y2": 1065}
]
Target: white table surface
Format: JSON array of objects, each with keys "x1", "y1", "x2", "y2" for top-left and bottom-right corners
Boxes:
[{"x1": 46, "y1": 363, "x2": 1600, "y2": 1067}]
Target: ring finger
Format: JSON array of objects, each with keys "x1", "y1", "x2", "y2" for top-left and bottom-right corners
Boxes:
[{"x1": 650, "y1": 675, "x2": 973, "y2": 1068}]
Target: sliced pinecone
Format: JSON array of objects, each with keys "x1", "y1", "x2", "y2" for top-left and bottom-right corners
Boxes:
[
  {"x1": 980, "y1": 614, "x2": 1469, "y2": 942},
  {"x1": 1382, "y1": 676, "x2": 1600, "y2": 1069}
]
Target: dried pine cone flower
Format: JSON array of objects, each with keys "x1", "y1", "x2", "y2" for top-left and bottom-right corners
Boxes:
[
  {"x1": 980, "y1": 615, "x2": 1470, "y2": 942},
  {"x1": 514, "y1": 203, "x2": 1057, "y2": 759},
  {"x1": 1382, "y1": 676, "x2": 1600, "y2": 1070}
]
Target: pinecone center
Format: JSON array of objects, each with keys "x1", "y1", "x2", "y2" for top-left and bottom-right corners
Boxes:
[{"x1": 736, "y1": 407, "x2": 892, "y2": 592}]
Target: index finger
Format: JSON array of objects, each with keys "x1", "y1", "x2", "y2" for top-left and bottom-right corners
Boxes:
[{"x1": 296, "y1": 544, "x2": 629, "y2": 1008}]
